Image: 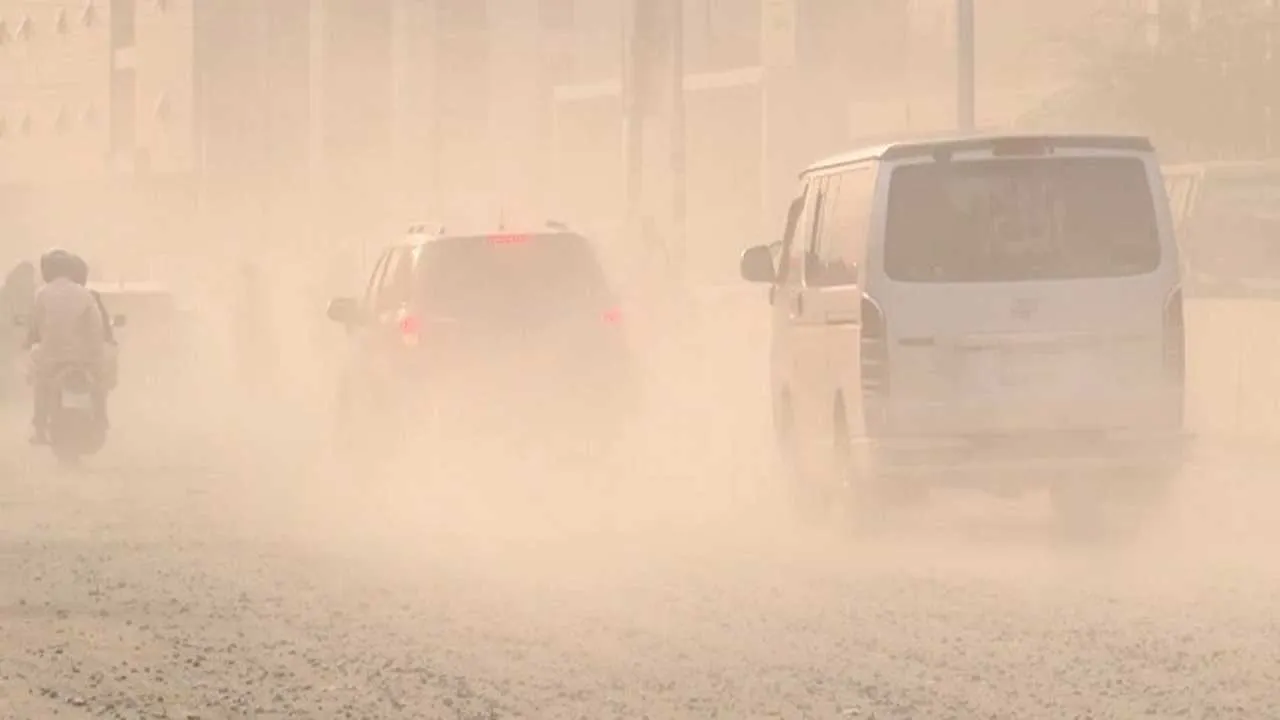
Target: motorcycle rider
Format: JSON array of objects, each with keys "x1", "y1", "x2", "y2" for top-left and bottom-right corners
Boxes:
[
  {"x1": 66, "y1": 254, "x2": 119, "y2": 410},
  {"x1": 26, "y1": 249, "x2": 107, "y2": 445},
  {"x1": 65, "y1": 254, "x2": 115, "y2": 345}
]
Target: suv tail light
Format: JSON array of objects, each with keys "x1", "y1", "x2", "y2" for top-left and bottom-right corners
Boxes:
[
  {"x1": 399, "y1": 314, "x2": 421, "y2": 346},
  {"x1": 1163, "y1": 288, "x2": 1185, "y2": 381},
  {"x1": 860, "y1": 295, "x2": 889, "y2": 397},
  {"x1": 491, "y1": 233, "x2": 529, "y2": 245}
]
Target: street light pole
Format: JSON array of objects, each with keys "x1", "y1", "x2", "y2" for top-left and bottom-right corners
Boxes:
[
  {"x1": 623, "y1": 0, "x2": 646, "y2": 248},
  {"x1": 956, "y1": 0, "x2": 975, "y2": 131},
  {"x1": 1268, "y1": 0, "x2": 1277, "y2": 155},
  {"x1": 669, "y1": 0, "x2": 685, "y2": 284}
]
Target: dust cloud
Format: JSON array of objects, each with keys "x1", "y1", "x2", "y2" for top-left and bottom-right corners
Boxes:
[{"x1": 6, "y1": 1, "x2": 1280, "y2": 718}]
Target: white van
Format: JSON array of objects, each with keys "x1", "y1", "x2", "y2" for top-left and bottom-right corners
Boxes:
[{"x1": 740, "y1": 134, "x2": 1186, "y2": 519}]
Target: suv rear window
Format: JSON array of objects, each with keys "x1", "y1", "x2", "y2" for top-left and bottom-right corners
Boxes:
[
  {"x1": 415, "y1": 232, "x2": 613, "y2": 325},
  {"x1": 884, "y1": 157, "x2": 1162, "y2": 283}
]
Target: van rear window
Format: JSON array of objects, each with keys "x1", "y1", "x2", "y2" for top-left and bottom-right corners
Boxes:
[{"x1": 884, "y1": 157, "x2": 1161, "y2": 282}]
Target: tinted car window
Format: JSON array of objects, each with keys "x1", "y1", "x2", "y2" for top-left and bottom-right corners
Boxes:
[
  {"x1": 885, "y1": 157, "x2": 1161, "y2": 283},
  {"x1": 808, "y1": 166, "x2": 875, "y2": 287},
  {"x1": 376, "y1": 248, "x2": 414, "y2": 313},
  {"x1": 415, "y1": 232, "x2": 614, "y2": 328}
]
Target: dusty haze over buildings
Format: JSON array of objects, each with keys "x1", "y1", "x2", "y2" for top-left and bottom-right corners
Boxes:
[{"x1": 6, "y1": 1, "x2": 1280, "y2": 718}]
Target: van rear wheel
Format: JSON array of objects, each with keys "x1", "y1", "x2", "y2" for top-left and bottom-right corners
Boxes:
[
  {"x1": 773, "y1": 402, "x2": 833, "y2": 524},
  {"x1": 831, "y1": 404, "x2": 888, "y2": 532}
]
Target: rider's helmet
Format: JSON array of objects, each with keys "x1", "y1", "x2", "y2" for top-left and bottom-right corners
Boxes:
[
  {"x1": 66, "y1": 254, "x2": 90, "y2": 286},
  {"x1": 39, "y1": 249, "x2": 77, "y2": 284}
]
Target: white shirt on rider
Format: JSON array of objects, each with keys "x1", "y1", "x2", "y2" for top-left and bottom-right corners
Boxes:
[{"x1": 30, "y1": 277, "x2": 106, "y2": 369}]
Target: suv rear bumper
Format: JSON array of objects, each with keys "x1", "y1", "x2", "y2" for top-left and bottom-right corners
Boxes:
[{"x1": 370, "y1": 363, "x2": 640, "y2": 438}]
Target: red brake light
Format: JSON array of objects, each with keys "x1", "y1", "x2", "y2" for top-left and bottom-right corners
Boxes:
[
  {"x1": 399, "y1": 314, "x2": 421, "y2": 345},
  {"x1": 603, "y1": 307, "x2": 623, "y2": 325},
  {"x1": 491, "y1": 233, "x2": 529, "y2": 245}
]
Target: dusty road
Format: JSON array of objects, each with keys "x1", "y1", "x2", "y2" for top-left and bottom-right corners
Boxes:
[{"x1": 5, "y1": 392, "x2": 1280, "y2": 720}]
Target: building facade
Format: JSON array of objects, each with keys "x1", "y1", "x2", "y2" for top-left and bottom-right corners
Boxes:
[
  {"x1": 1, "y1": 0, "x2": 1186, "y2": 281},
  {"x1": 545, "y1": 0, "x2": 915, "y2": 280},
  {"x1": 0, "y1": 0, "x2": 198, "y2": 274}
]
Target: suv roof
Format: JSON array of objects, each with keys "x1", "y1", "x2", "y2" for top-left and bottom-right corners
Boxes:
[
  {"x1": 399, "y1": 220, "x2": 577, "y2": 247},
  {"x1": 804, "y1": 132, "x2": 1155, "y2": 175}
]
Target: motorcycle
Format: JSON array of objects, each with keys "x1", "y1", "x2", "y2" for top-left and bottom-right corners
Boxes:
[
  {"x1": 11, "y1": 310, "x2": 125, "y2": 467},
  {"x1": 47, "y1": 363, "x2": 107, "y2": 466}
]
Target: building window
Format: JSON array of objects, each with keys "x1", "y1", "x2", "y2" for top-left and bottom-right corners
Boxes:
[
  {"x1": 56, "y1": 9, "x2": 68, "y2": 34},
  {"x1": 709, "y1": 0, "x2": 759, "y2": 69},
  {"x1": 154, "y1": 92, "x2": 170, "y2": 125},
  {"x1": 110, "y1": 68, "x2": 137, "y2": 153},
  {"x1": 16, "y1": 16, "x2": 31, "y2": 40},
  {"x1": 541, "y1": 0, "x2": 574, "y2": 32},
  {"x1": 438, "y1": 0, "x2": 486, "y2": 31},
  {"x1": 0, "y1": 20, "x2": 8, "y2": 45},
  {"x1": 82, "y1": 2, "x2": 97, "y2": 28},
  {"x1": 571, "y1": 0, "x2": 623, "y2": 83},
  {"x1": 111, "y1": 0, "x2": 135, "y2": 48}
]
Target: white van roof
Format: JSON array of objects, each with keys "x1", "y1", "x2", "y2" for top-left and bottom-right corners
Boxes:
[{"x1": 803, "y1": 133, "x2": 1155, "y2": 176}]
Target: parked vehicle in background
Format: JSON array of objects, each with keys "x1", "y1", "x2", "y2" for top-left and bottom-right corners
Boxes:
[
  {"x1": 1163, "y1": 160, "x2": 1280, "y2": 298},
  {"x1": 740, "y1": 133, "x2": 1186, "y2": 528},
  {"x1": 86, "y1": 281, "x2": 181, "y2": 388}
]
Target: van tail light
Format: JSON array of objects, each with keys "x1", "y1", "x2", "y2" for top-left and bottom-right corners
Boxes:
[
  {"x1": 1163, "y1": 288, "x2": 1185, "y2": 381},
  {"x1": 399, "y1": 314, "x2": 421, "y2": 346},
  {"x1": 860, "y1": 295, "x2": 889, "y2": 397},
  {"x1": 602, "y1": 306, "x2": 623, "y2": 325}
]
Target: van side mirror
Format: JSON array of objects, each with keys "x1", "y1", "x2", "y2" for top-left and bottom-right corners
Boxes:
[
  {"x1": 12, "y1": 314, "x2": 27, "y2": 328},
  {"x1": 740, "y1": 245, "x2": 776, "y2": 284},
  {"x1": 327, "y1": 297, "x2": 366, "y2": 325},
  {"x1": 111, "y1": 314, "x2": 128, "y2": 328}
]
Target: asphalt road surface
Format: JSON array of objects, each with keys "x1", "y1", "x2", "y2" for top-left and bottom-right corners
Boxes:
[{"x1": 5, "y1": 385, "x2": 1280, "y2": 720}]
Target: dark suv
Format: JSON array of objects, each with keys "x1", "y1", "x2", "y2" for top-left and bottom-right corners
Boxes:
[{"x1": 326, "y1": 223, "x2": 638, "y2": 458}]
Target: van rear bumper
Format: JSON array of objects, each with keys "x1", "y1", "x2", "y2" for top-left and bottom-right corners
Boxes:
[{"x1": 859, "y1": 429, "x2": 1188, "y2": 488}]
